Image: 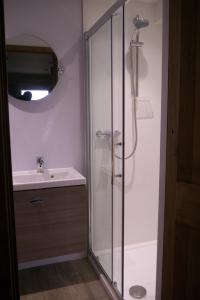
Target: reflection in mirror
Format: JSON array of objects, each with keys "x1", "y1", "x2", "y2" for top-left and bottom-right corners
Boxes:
[{"x1": 6, "y1": 35, "x2": 60, "y2": 101}]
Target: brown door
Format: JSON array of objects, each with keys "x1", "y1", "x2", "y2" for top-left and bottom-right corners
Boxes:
[
  {"x1": 162, "y1": 0, "x2": 200, "y2": 299},
  {"x1": 0, "y1": 0, "x2": 19, "y2": 298}
]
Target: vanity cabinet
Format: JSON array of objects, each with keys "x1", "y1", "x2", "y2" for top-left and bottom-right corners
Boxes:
[{"x1": 14, "y1": 186, "x2": 87, "y2": 263}]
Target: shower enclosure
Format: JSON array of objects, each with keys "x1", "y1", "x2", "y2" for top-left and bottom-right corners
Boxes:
[
  {"x1": 85, "y1": 1, "x2": 125, "y2": 297},
  {"x1": 85, "y1": 0, "x2": 161, "y2": 299}
]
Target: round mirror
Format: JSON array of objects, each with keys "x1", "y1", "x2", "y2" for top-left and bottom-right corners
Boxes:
[{"x1": 6, "y1": 35, "x2": 61, "y2": 101}]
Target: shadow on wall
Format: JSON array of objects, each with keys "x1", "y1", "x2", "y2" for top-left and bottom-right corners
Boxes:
[{"x1": 126, "y1": 47, "x2": 148, "y2": 82}]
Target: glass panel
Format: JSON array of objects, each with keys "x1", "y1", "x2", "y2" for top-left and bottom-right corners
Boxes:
[
  {"x1": 112, "y1": 7, "x2": 124, "y2": 296},
  {"x1": 88, "y1": 5, "x2": 125, "y2": 295},
  {"x1": 89, "y1": 19, "x2": 112, "y2": 278}
]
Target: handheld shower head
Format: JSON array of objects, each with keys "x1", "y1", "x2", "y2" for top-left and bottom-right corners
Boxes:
[{"x1": 133, "y1": 15, "x2": 149, "y2": 30}]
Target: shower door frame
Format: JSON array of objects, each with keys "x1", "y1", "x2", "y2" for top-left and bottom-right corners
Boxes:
[{"x1": 84, "y1": 0, "x2": 126, "y2": 298}]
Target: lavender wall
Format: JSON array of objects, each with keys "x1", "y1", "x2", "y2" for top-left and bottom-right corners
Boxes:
[{"x1": 4, "y1": 0, "x2": 84, "y2": 172}]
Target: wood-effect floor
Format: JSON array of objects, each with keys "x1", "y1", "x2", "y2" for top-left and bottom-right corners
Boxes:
[{"x1": 19, "y1": 258, "x2": 111, "y2": 300}]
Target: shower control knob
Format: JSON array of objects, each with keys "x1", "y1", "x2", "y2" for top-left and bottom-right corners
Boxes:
[
  {"x1": 115, "y1": 142, "x2": 123, "y2": 146},
  {"x1": 114, "y1": 174, "x2": 122, "y2": 178}
]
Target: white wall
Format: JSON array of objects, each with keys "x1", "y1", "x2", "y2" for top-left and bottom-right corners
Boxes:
[
  {"x1": 4, "y1": 0, "x2": 84, "y2": 173},
  {"x1": 83, "y1": 0, "x2": 117, "y2": 31}
]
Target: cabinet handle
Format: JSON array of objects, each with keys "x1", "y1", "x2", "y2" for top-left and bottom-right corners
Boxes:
[{"x1": 30, "y1": 198, "x2": 44, "y2": 205}]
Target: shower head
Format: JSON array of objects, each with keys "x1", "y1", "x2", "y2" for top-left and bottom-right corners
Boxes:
[{"x1": 133, "y1": 15, "x2": 149, "y2": 30}]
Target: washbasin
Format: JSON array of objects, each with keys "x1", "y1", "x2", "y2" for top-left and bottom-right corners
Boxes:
[{"x1": 13, "y1": 167, "x2": 86, "y2": 191}]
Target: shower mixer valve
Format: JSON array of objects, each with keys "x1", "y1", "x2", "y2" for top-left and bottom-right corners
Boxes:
[{"x1": 115, "y1": 142, "x2": 123, "y2": 146}]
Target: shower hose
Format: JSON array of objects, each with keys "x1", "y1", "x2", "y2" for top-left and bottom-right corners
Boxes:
[{"x1": 114, "y1": 43, "x2": 138, "y2": 160}]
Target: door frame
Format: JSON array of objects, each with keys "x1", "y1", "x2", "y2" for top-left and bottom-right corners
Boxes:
[
  {"x1": 0, "y1": 0, "x2": 19, "y2": 299},
  {"x1": 156, "y1": 0, "x2": 169, "y2": 299},
  {"x1": 0, "y1": 0, "x2": 172, "y2": 299}
]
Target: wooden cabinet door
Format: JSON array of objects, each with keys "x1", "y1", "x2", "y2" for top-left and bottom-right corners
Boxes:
[
  {"x1": 162, "y1": 0, "x2": 200, "y2": 299},
  {"x1": 14, "y1": 186, "x2": 87, "y2": 262}
]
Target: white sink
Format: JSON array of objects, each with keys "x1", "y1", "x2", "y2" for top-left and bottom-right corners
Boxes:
[{"x1": 13, "y1": 167, "x2": 86, "y2": 191}]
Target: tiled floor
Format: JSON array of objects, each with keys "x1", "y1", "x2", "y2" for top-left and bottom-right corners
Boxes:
[{"x1": 19, "y1": 259, "x2": 111, "y2": 300}]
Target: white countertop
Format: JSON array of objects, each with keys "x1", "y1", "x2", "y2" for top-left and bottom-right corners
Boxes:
[{"x1": 13, "y1": 167, "x2": 86, "y2": 191}]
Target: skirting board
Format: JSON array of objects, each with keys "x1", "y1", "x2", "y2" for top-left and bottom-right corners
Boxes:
[{"x1": 18, "y1": 252, "x2": 86, "y2": 270}]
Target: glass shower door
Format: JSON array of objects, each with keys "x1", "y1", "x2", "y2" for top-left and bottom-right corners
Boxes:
[
  {"x1": 88, "y1": 4, "x2": 125, "y2": 297},
  {"x1": 112, "y1": 7, "x2": 124, "y2": 294},
  {"x1": 89, "y1": 19, "x2": 113, "y2": 279}
]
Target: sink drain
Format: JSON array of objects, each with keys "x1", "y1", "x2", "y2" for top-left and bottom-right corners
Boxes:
[{"x1": 129, "y1": 285, "x2": 147, "y2": 299}]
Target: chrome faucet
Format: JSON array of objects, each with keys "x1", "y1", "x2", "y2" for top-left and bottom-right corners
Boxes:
[{"x1": 37, "y1": 156, "x2": 45, "y2": 173}]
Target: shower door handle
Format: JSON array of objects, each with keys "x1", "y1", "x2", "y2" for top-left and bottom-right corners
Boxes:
[{"x1": 96, "y1": 130, "x2": 121, "y2": 138}]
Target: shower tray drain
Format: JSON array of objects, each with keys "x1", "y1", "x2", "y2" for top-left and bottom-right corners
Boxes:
[{"x1": 129, "y1": 285, "x2": 147, "y2": 299}]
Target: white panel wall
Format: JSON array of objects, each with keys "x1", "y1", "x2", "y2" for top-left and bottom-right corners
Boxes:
[
  {"x1": 124, "y1": 0, "x2": 162, "y2": 244},
  {"x1": 4, "y1": 0, "x2": 84, "y2": 173}
]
